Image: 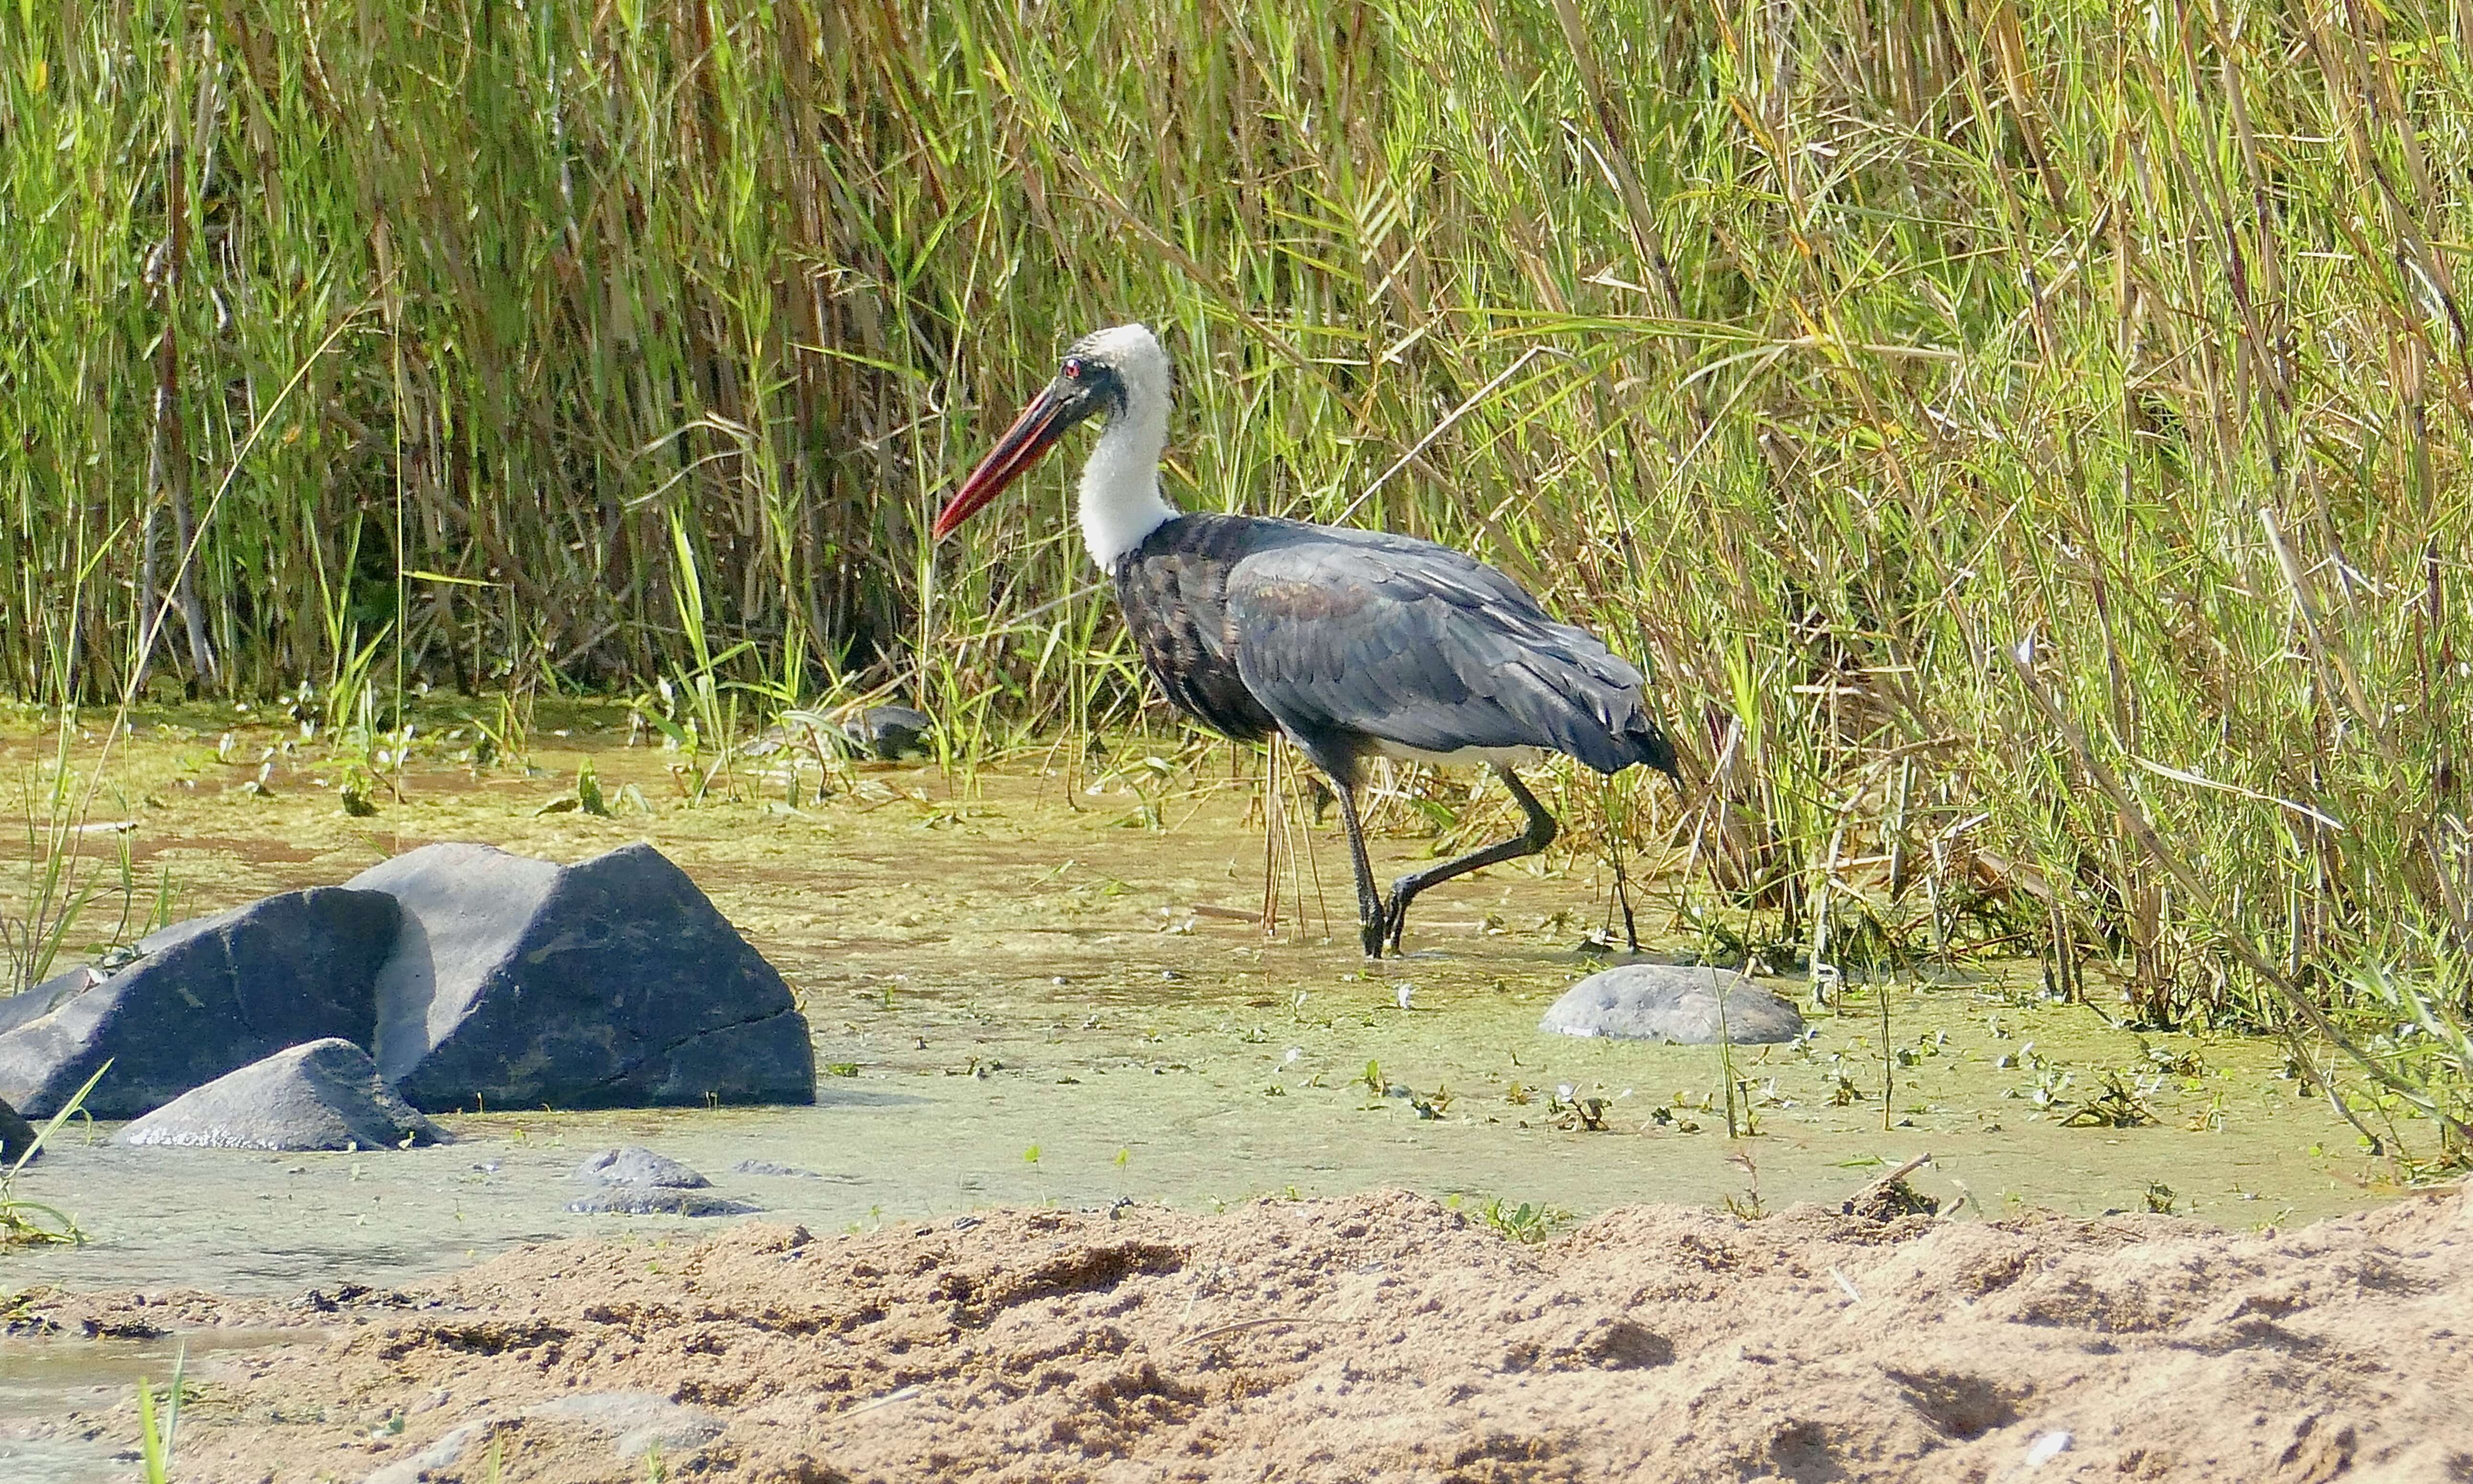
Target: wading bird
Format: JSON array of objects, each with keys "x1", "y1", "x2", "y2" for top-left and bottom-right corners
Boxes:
[{"x1": 935, "y1": 323, "x2": 1679, "y2": 957}]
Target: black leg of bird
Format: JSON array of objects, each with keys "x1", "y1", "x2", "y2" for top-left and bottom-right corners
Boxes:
[
  {"x1": 1329, "y1": 779, "x2": 1389, "y2": 959},
  {"x1": 1381, "y1": 767, "x2": 1559, "y2": 952}
]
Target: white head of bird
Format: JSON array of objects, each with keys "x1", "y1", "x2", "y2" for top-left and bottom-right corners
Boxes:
[{"x1": 935, "y1": 323, "x2": 1176, "y2": 571}]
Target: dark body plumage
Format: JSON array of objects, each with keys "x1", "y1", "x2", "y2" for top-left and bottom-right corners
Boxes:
[{"x1": 1111, "y1": 513, "x2": 1676, "y2": 789}]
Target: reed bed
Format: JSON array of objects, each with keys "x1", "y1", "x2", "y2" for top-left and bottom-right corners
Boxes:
[{"x1": 2, "y1": 0, "x2": 2467, "y2": 1154}]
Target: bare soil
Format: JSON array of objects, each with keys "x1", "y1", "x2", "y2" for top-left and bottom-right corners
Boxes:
[{"x1": 10, "y1": 1183, "x2": 2468, "y2": 1482}]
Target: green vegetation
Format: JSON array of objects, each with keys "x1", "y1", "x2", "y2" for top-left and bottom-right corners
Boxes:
[
  {"x1": 1473, "y1": 1195, "x2": 1573, "y2": 1244},
  {"x1": 0, "y1": 1064, "x2": 107, "y2": 1246},
  {"x1": 1, "y1": 0, "x2": 2467, "y2": 1158},
  {"x1": 135, "y1": 1353, "x2": 184, "y2": 1484}
]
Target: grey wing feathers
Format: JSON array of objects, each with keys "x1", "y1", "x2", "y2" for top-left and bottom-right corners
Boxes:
[{"x1": 1225, "y1": 527, "x2": 1667, "y2": 776}]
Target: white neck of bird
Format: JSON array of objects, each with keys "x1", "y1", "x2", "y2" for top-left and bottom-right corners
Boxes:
[{"x1": 1077, "y1": 395, "x2": 1176, "y2": 571}]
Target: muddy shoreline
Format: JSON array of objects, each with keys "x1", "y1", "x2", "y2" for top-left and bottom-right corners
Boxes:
[
  {"x1": 8, "y1": 1184, "x2": 2468, "y2": 1482},
  {"x1": 0, "y1": 739, "x2": 2396, "y2": 1302},
  {"x1": 0, "y1": 724, "x2": 2436, "y2": 1479}
]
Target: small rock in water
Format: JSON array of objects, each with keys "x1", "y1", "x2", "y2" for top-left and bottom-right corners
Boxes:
[
  {"x1": 728, "y1": 1158, "x2": 822, "y2": 1179},
  {"x1": 842, "y1": 705, "x2": 933, "y2": 761},
  {"x1": 117, "y1": 1039, "x2": 443, "y2": 1152},
  {"x1": 566, "y1": 1187, "x2": 758, "y2": 1217},
  {"x1": 574, "y1": 1146, "x2": 709, "y2": 1187},
  {"x1": 1539, "y1": 964, "x2": 1805, "y2": 1045}
]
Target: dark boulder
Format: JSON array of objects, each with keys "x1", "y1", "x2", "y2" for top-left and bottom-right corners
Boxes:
[
  {"x1": 0, "y1": 889, "x2": 400, "y2": 1119},
  {"x1": 348, "y1": 842, "x2": 814, "y2": 1112},
  {"x1": 0, "y1": 969, "x2": 91, "y2": 1039},
  {"x1": 117, "y1": 1039, "x2": 444, "y2": 1152},
  {"x1": 844, "y1": 705, "x2": 932, "y2": 760},
  {"x1": 0, "y1": 1093, "x2": 38, "y2": 1164},
  {"x1": 1540, "y1": 964, "x2": 1807, "y2": 1045},
  {"x1": 742, "y1": 706, "x2": 932, "y2": 763}
]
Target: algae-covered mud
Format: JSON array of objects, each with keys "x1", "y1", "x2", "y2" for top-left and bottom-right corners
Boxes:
[{"x1": 0, "y1": 709, "x2": 2392, "y2": 1303}]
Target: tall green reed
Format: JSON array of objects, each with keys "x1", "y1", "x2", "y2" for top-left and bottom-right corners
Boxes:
[{"x1": 2, "y1": 0, "x2": 2467, "y2": 1150}]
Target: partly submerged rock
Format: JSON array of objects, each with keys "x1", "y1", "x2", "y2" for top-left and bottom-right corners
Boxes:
[
  {"x1": 742, "y1": 705, "x2": 933, "y2": 763},
  {"x1": 347, "y1": 842, "x2": 815, "y2": 1113},
  {"x1": 728, "y1": 1158, "x2": 822, "y2": 1179},
  {"x1": 574, "y1": 1146, "x2": 709, "y2": 1188},
  {"x1": 0, "y1": 888, "x2": 400, "y2": 1119},
  {"x1": 1540, "y1": 964, "x2": 1806, "y2": 1045},
  {"x1": 118, "y1": 1039, "x2": 444, "y2": 1152},
  {"x1": 844, "y1": 705, "x2": 932, "y2": 760},
  {"x1": 567, "y1": 1146, "x2": 754, "y2": 1215},
  {"x1": 0, "y1": 1093, "x2": 38, "y2": 1164},
  {"x1": 566, "y1": 1186, "x2": 758, "y2": 1217}
]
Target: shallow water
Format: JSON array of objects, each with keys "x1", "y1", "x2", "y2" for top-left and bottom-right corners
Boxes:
[
  {"x1": 0, "y1": 718, "x2": 2391, "y2": 1308},
  {"x1": 4, "y1": 968, "x2": 2376, "y2": 1298},
  {"x1": 0, "y1": 1327, "x2": 310, "y2": 1420},
  {"x1": 0, "y1": 1325, "x2": 315, "y2": 1482}
]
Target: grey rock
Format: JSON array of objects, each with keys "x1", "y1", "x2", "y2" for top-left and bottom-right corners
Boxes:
[
  {"x1": 844, "y1": 705, "x2": 932, "y2": 760},
  {"x1": 524, "y1": 1391, "x2": 723, "y2": 1459},
  {"x1": 118, "y1": 1039, "x2": 444, "y2": 1152},
  {"x1": 565, "y1": 1186, "x2": 758, "y2": 1216},
  {"x1": 739, "y1": 719, "x2": 827, "y2": 758},
  {"x1": 347, "y1": 842, "x2": 814, "y2": 1112},
  {"x1": 567, "y1": 1146, "x2": 750, "y2": 1214},
  {"x1": 575, "y1": 1146, "x2": 709, "y2": 1187},
  {"x1": 0, "y1": 970, "x2": 90, "y2": 1039},
  {"x1": 729, "y1": 1158, "x2": 821, "y2": 1178},
  {"x1": 0, "y1": 888, "x2": 400, "y2": 1118},
  {"x1": 1540, "y1": 965, "x2": 1807, "y2": 1045},
  {"x1": 743, "y1": 706, "x2": 932, "y2": 763},
  {"x1": 0, "y1": 1094, "x2": 37, "y2": 1164}
]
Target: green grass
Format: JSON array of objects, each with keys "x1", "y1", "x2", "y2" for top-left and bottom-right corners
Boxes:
[
  {"x1": 0, "y1": 0, "x2": 2467, "y2": 1159},
  {"x1": 0, "y1": 1063, "x2": 108, "y2": 1246},
  {"x1": 135, "y1": 1355, "x2": 183, "y2": 1484}
]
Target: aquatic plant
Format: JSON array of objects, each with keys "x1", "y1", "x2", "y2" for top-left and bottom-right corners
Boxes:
[
  {"x1": 1473, "y1": 1196, "x2": 1570, "y2": 1245},
  {"x1": 0, "y1": 1065, "x2": 108, "y2": 1246},
  {"x1": 134, "y1": 1351, "x2": 183, "y2": 1484}
]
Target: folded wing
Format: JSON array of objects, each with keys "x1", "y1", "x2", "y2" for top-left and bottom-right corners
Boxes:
[{"x1": 1225, "y1": 527, "x2": 1672, "y2": 777}]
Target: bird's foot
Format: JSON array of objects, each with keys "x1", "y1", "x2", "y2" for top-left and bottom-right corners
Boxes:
[
  {"x1": 1381, "y1": 886, "x2": 1414, "y2": 955},
  {"x1": 1359, "y1": 917, "x2": 1387, "y2": 959}
]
